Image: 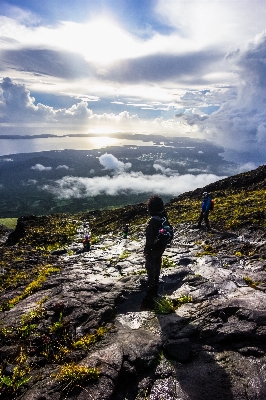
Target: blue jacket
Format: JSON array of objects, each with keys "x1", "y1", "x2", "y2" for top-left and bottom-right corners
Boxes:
[{"x1": 201, "y1": 197, "x2": 211, "y2": 212}]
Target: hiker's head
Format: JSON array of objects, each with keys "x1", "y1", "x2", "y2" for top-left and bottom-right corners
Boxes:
[
  {"x1": 85, "y1": 235, "x2": 89, "y2": 239},
  {"x1": 147, "y1": 195, "x2": 164, "y2": 215},
  {"x1": 203, "y1": 192, "x2": 208, "y2": 198}
]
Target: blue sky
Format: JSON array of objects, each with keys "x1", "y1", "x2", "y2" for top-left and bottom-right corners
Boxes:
[{"x1": 1, "y1": 0, "x2": 266, "y2": 165}]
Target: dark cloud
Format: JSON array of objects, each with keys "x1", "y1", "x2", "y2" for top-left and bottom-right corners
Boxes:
[
  {"x1": 98, "y1": 49, "x2": 223, "y2": 83},
  {"x1": 0, "y1": 48, "x2": 91, "y2": 79}
]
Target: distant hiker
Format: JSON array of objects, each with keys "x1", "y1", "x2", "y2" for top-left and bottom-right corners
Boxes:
[
  {"x1": 142, "y1": 195, "x2": 171, "y2": 309},
  {"x1": 122, "y1": 224, "x2": 129, "y2": 239},
  {"x1": 197, "y1": 192, "x2": 212, "y2": 229},
  {"x1": 83, "y1": 235, "x2": 91, "y2": 251}
]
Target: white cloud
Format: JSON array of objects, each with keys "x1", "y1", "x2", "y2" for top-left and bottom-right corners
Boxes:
[
  {"x1": 56, "y1": 165, "x2": 69, "y2": 170},
  {"x1": 99, "y1": 153, "x2": 132, "y2": 172},
  {"x1": 156, "y1": 0, "x2": 266, "y2": 50},
  {"x1": 31, "y1": 164, "x2": 52, "y2": 171},
  {"x1": 153, "y1": 163, "x2": 177, "y2": 176},
  {"x1": 41, "y1": 172, "x2": 224, "y2": 199},
  {"x1": 2, "y1": 158, "x2": 13, "y2": 162}
]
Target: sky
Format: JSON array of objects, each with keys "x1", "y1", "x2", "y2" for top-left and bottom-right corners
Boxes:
[{"x1": 1, "y1": 0, "x2": 266, "y2": 166}]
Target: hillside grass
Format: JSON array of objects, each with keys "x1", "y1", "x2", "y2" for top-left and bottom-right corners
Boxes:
[
  {"x1": 166, "y1": 188, "x2": 266, "y2": 230},
  {"x1": 0, "y1": 218, "x2": 17, "y2": 229}
]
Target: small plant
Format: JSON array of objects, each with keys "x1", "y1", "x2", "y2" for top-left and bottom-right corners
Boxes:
[
  {"x1": 50, "y1": 311, "x2": 64, "y2": 333},
  {"x1": 154, "y1": 296, "x2": 175, "y2": 314},
  {"x1": 72, "y1": 327, "x2": 108, "y2": 349},
  {"x1": 174, "y1": 294, "x2": 193, "y2": 306},
  {"x1": 162, "y1": 256, "x2": 176, "y2": 268},
  {"x1": 0, "y1": 348, "x2": 31, "y2": 395},
  {"x1": 154, "y1": 294, "x2": 193, "y2": 314},
  {"x1": 55, "y1": 362, "x2": 99, "y2": 387},
  {"x1": 119, "y1": 250, "x2": 131, "y2": 259}
]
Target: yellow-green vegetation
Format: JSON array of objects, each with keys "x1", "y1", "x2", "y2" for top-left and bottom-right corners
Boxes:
[
  {"x1": 154, "y1": 294, "x2": 192, "y2": 314},
  {"x1": 72, "y1": 326, "x2": 108, "y2": 349},
  {"x1": 167, "y1": 188, "x2": 266, "y2": 231},
  {"x1": 55, "y1": 362, "x2": 99, "y2": 386},
  {"x1": 162, "y1": 256, "x2": 176, "y2": 268},
  {"x1": 49, "y1": 311, "x2": 64, "y2": 333},
  {"x1": 243, "y1": 276, "x2": 261, "y2": 289},
  {"x1": 196, "y1": 244, "x2": 217, "y2": 257},
  {"x1": 119, "y1": 250, "x2": 131, "y2": 259},
  {"x1": 0, "y1": 218, "x2": 17, "y2": 229},
  {"x1": 0, "y1": 265, "x2": 60, "y2": 311},
  {"x1": 19, "y1": 215, "x2": 80, "y2": 248},
  {"x1": 0, "y1": 348, "x2": 31, "y2": 395},
  {"x1": 154, "y1": 296, "x2": 175, "y2": 314},
  {"x1": 90, "y1": 235, "x2": 100, "y2": 244}
]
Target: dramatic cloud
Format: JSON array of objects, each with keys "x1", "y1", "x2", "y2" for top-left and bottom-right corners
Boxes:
[
  {"x1": 31, "y1": 164, "x2": 52, "y2": 171},
  {"x1": 99, "y1": 153, "x2": 132, "y2": 172},
  {"x1": 41, "y1": 172, "x2": 224, "y2": 199},
  {"x1": 1, "y1": 1, "x2": 266, "y2": 165},
  {"x1": 181, "y1": 32, "x2": 266, "y2": 164}
]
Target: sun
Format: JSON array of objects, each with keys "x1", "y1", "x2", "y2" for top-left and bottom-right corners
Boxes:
[{"x1": 63, "y1": 18, "x2": 139, "y2": 64}]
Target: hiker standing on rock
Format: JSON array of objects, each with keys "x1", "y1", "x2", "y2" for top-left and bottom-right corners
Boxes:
[
  {"x1": 142, "y1": 195, "x2": 169, "y2": 308},
  {"x1": 83, "y1": 235, "x2": 91, "y2": 251},
  {"x1": 122, "y1": 223, "x2": 129, "y2": 239},
  {"x1": 197, "y1": 192, "x2": 212, "y2": 229}
]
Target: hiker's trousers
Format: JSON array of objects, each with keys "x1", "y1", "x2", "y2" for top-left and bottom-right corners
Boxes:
[
  {"x1": 145, "y1": 249, "x2": 165, "y2": 295},
  {"x1": 198, "y1": 211, "x2": 210, "y2": 227}
]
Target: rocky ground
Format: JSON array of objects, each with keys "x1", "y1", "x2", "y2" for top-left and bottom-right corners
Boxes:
[{"x1": 1, "y1": 216, "x2": 266, "y2": 399}]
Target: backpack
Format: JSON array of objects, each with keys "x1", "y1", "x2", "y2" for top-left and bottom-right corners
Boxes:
[
  {"x1": 153, "y1": 216, "x2": 174, "y2": 246},
  {"x1": 210, "y1": 199, "x2": 214, "y2": 211}
]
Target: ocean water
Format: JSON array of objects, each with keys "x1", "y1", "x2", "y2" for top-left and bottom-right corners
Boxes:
[{"x1": 0, "y1": 136, "x2": 154, "y2": 157}]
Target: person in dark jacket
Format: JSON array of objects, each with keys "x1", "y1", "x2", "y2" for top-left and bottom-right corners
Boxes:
[
  {"x1": 142, "y1": 195, "x2": 168, "y2": 308},
  {"x1": 83, "y1": 235, "x2": 91, "y2": 251},
  {"x1": 197, "y1": 192, "x2": 211, "y2": 229}
]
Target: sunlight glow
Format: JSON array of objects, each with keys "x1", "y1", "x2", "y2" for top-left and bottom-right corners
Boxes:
[{"x1": 61, "y1": 18, "x2": 141, "y2": 63}]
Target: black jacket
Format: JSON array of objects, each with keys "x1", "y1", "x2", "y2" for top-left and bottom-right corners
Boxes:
[{"x1": 144, "y1": 210, "x2": 168, "y2": 254}]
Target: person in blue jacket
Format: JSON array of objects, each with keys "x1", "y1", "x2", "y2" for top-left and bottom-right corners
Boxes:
[{"x1": 197, "y1": 192, "x2": 211, "y2": 229}]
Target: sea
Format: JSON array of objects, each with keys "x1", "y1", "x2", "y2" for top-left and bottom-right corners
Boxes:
[{"x1": 0, "y1": 136, "x2": 155, "y2": 157}]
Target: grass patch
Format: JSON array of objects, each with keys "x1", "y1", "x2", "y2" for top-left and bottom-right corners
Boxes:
[{"x1": 0, "y1": 218, "x2": 17, "y2": 229}]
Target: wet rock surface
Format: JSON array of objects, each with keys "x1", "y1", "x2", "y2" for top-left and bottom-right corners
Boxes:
[{"x1": 1, "y1": 218, "x2": 266, "y2": 399}]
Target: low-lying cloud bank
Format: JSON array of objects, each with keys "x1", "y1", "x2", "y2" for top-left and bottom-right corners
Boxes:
[{"x1": 41, "y1": 172, "x2": 225, "y2": 199}]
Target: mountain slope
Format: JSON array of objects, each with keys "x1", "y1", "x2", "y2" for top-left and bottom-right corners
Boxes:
[{"x1": 0, "y1": 165, "x2": 265, "y2": 399}]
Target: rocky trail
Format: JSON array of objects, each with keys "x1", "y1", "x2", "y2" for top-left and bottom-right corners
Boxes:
[{"x1": 1, "y1": 217, "x2": 266, "y2": 399}]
